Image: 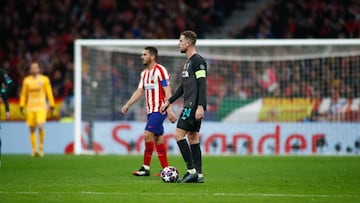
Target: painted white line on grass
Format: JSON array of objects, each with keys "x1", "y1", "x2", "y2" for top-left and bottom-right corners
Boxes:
[
  {"x1": 0, "y1": 191, "x2": 359, "y2": 198},
  {"x1": 214, "y1": 193, "x2": 360, "y2": 198}
]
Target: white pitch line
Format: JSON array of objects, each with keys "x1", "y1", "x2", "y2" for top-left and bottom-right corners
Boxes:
[
  {"x1": 214, "y1": 193, "x2": 360, "y2": 198},
  {"x1": 0, "y1": 191, "x2": 359, "y2": 198}
]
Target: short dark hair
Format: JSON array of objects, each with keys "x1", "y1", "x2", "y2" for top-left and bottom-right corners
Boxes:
[
  {"x1": 144, "y1": 46, "x2": 158, "y2": 59},
  {"x1": 181, "y1": 30, "x2": 197, "y2": 45}
]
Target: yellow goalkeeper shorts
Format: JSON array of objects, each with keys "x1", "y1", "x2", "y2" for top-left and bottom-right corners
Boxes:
[{"x1": 26, "y1": 110, "x2": 47, "y2": 127}]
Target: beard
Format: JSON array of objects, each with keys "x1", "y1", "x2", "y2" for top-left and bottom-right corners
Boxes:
[
  {"x1": 142, "y1": 60, "x2": 149, "y2": 66},
  {"x1": 180, "y1": 47, "x2": 187, "y2": 53}
]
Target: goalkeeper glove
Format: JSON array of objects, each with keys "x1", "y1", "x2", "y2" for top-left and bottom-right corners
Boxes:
[
  {"x1": 19, "y1": 107, "x2": 24, "y2": 116},
  {"x1": 50, "y1": 106, "x2": 55, "y2": 117}
]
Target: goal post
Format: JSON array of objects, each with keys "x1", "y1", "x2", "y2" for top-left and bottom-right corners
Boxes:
[{"x1": 74, "y1": 39, "x2": 360, "y2": 155}]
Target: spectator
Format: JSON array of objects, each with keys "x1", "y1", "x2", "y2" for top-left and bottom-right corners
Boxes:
[
  {"x1": 0, "y1": 0, "x2": 235, "y2": 101},
  {"x1": 234, "y1": 0, "x2": 359, "y2": 39},
  {"x1": 327, "y1": 89, "x2": 347, "y2": 121},
  {"x1": 1, "y1": 0, "x2": 359, "y2": 122}
]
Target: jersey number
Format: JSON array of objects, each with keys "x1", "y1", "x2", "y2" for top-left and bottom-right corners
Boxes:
[{"x1": 181, "y1": 108, "x2": 192, "y2": 120}]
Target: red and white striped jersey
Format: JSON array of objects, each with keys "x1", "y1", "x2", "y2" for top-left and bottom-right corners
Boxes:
[{"x1": 138, "y1": 63, "x2": 170, "y2": 114}]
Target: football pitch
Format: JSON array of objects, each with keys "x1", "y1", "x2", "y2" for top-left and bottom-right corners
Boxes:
[{"x1": 0, "y1": 155, "x2": 359, "y2": 203}]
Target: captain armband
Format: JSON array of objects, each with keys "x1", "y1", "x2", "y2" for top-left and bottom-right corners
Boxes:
[{"x1": 195, "y1": 70, "x2": 206, "y2": 79}]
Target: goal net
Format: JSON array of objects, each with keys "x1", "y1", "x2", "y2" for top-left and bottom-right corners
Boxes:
[{"x1": 74, "y1": 39, "x2": 360, "y2": 154}]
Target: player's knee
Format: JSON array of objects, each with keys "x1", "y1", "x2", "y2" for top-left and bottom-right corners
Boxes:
[
  {"x1": 143, "y1": 131, "x2": 154, "y2": 142},
  {"x1": 188, "y1": 132, "x2": 199, "y2": 144},
  {"x1": 154, "y1": 136, "x2": 164, "y2": 145},
  {"x1": 188, "y1": 139, "x2": 199, "y2": 145},
  {"x1": 29, "y1": 127, "x2": 36, "y2": 133},
  {"x1": 174, "y1": 133, "x2": 184, "y2": 141},
  {"x1": 174, "y1": 128, "x2": 187, "y2": 141},
  {"x1": 144, "y1": 136, "x2": 153, "y2": 142}
]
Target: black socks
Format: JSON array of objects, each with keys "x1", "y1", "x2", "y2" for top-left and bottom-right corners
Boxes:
[
  {"x1": 191, "y1": 143, "x2": 202, "y2": 174},
  {"x1": 177, "y1": 139, "x2": 195, "y2": 170}
]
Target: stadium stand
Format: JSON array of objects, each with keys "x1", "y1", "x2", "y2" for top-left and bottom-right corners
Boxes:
[
  {"x1": 0, "y1": 0, "x2": 359, "y2": 120},
  {"x1": 232, "y1": 0, "x2": 359, "y2": 39},
  {"x1": 0, "y1": 0, "x2": 239, "y2": 116}
]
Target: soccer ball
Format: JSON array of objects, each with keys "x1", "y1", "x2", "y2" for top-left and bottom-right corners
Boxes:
[{"x1": 160, "y1": 166, "x2": 179, "y2": 183}]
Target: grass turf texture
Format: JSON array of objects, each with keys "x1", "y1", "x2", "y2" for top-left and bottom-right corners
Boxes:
[{"x1": 0, "y1": 155, "x2": 359, "y2": 203}]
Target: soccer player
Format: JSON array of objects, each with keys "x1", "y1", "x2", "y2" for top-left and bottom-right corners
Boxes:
[
  {"x1": 0, "y1": 68, "x2": 15, "y2": 120},
  {"x1": 161, "y1": 30, "x2": 207, "y2": 183},
  {"x1": 0, "y1": 68, "x2": 15, "y2": 167},
  {"x1": 121, "y1": 46, "x2": 177, "y2": 176},
  {"x1": 20, "y1": 62, "x2": 55, "y2": 157}
]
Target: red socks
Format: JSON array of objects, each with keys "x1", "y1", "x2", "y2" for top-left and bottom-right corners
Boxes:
[
  {"x1": 156, "y1": 143, "x2": 169, "y2": 168},
  {"x1": 143, "y1": 141, "x2": 154, "y2": 166},
  {"x1": 143, "y1": 141, "x2": 169, "y2": 169}
]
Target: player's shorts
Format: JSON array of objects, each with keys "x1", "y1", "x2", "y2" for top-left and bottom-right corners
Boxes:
[
  {"x1": 177, "y1": 107, "x2": 201, "y2": 132},
  {"x1": 26, "y1": 110, "x2": 47, "y2": 127},
  {"x1": 145, "y1": 112, "x2": 167, "y2": 136}
]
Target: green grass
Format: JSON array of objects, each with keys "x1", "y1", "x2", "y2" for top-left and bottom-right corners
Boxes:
[{"x1": 0, "y1": 155, "x2": 360, "y2": 203}]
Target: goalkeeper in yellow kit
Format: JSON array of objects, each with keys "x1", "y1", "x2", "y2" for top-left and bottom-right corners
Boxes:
[{"x1": 20, "y1": 62, "x2": 55, "y2": 157}]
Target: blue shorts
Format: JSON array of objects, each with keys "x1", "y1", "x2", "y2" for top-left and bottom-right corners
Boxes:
[{"x1": 145, "y1": 112, "x2": 167, "y2": 136}]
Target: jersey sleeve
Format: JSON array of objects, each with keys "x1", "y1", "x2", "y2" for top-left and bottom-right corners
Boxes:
[
  {"x1": 194, "y1": 61, "x2": 206, "y2": 79},
  {"x1": 44, "y1": 76, "x2": 55, "y2": 107},
  {"x1": 0, "y1": 71, "x2": 9, "y2": 111},
  {"x1": 0, "y1": 69, "x2": 14, "y2": 112},
  {"x1": 19, "y1": 78, "x2": 28, "y2": 107},
  {"x1": 194, "y1": 58, "x2": 207, "y2": 110},
  {"x1": 137, "y1": 71, "x2": 145, "y2": 89},
  {"x1": 158, "y1": 65, "x2": 170, "y2": 87},
  {"x1": 168, "y1": 84, "x2": 183, "y2": 104},
  {"x1": 158, "y1": 65, "x2": 170, "y2": 80}
]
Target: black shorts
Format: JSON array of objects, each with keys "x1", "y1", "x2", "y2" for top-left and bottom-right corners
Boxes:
[{"x1": 177, "y1": 107, "x2": 202, "y2": 132}]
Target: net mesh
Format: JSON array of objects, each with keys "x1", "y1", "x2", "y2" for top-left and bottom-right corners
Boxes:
[{"x1": 80, "y1": 42, "x2": 360, "y2": 123}]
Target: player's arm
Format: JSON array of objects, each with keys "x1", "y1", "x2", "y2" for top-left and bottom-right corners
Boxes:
[
  {"x1": 162, "y1": 82, "x2": 177, "y2": 123},
  {"x1": 161, "y1": 84, "x2": 183, "y2": 112},
  {"x1": 44, "y1": 77, "x2": 55, "y2": 110},
  {"x1": 19, "y1": 78, "x2": 28, "y2": 114},
  {"x1": 165, "y1": 104, "x2": 177, "y2": 123},
  {"x1": 0, "y1": 70, "x2": 15, "y2": 94},
  {"x1": 168, "y1": 84, "x2": 184, "y2": 104},
  {"x1": 121, "y1": 88, "x2": 144, "y2": 115},
  {"x1": 0, "y1": 88, "x2": 10, "y2": 115},
  {"x1": 195, "y1": 63, "x2": 207, "y2": 120},
  {"x1": 163, "y1": 85, "x2": 172, "y2": 101},
  {"x1": 0, "y1": 70, "x2": 14, "y2": 117},
  {"x1": 195, "y1": 65, "x2": 207, "y2": 110}
]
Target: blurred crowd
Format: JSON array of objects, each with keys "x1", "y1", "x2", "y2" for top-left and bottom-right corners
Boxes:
[
  {"x1": 0, "y1": 0, "x2": 359, "y2": 120},
  {"x1": 232, "y1": 0, "x2": 360, "y2": 39},
  {"x1": 0, "y1": 0, "x2": 237, "y2": 92},
  {"x1": 207, "y1": 56, "x2": 360, "y2": 101},
  {"x1": 205, "y1": 55, "x2": 360, "y2": 122},
  {"x1": 0, "y1": 0, "x2": 237, "y2": 116}
]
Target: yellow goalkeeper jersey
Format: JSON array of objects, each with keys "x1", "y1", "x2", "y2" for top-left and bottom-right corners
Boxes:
[{"x1": 20, "y1": 74, "x2": 55, "y2": 111}]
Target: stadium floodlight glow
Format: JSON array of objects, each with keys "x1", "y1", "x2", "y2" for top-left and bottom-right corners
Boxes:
[{"x1": 74, "y1": 39, "x2": 360, "y2": 155}]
